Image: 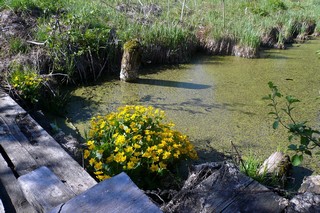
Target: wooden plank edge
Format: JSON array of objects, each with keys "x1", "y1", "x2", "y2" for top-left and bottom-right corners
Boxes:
[
  {"x1": 0, "y1": 153, "x2": 36, "y2": 213},
  {"x1": 49, "y1": 172, "x2": 162, "y2": 213},
  {"x1": 18, "y1": 166, "x2": 76, "y2": 213}
]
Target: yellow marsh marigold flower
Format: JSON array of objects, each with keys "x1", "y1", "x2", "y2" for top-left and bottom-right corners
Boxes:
[
  {"x1": 146, "y1": 135, "x2": 151, "y2": 142},
  {"x1": 157, "y1": 148, "x2": 163, "y2": 154},
  {"x1": 134, "y1": 151, "x2": 141, "y2": 157},
  {"x1": 173, "y1": 150, "x2": 180, "y2": 159},
  {"x1": 150, "y1": 164, "x2": 159, "y2": 172},
  {"x1": 94, "y1": 171, "x2": 103, "y2": 175},
  {"x1": 133, "y1": 143, "x2": 141, "y2": 149},
  {"x1": 142, "y1": 151, "x2": 152, "y2": 158},
  {"x1": 127, "y1": 161, "x2": 135, "y2": 170},
  {"x1": 130, "y1": 156, "x2": 139, "y2": 163},
  {"x1": 87, "y1": 140, "x2": 94, "y2": 146},
  {"x1": 133, "y1": 135, "x2": 142, "y2": 141},
  {"x1": 87, "y1": 140, "x2": 95, "y2": 150},
  {"x1": 84, "y1": 150, "x2": 90, "y2": 159},
  {"x1": 162, "y1": 151, "x2": 171, "y2": 160},
  {"x1": 100, "y1": 121, "x2": 106, "y2": 129},
  {"x1": 115, "y1": 135, "x2": 126, "y2": 146},
  {"x1": 152, "y1": 155, "x2": 159, "y2": 162},
  {"x1": 89, "y1": 158, "x2": 96, "y2": 166},
  {"x1": 159, "y1": 162, "x2": 167, "y2": 169},
  {"x1": 173, "y1": 144, "x2": 182, "y2": 149},
  {"x1": 97, "y1": 174, "x2": 110, "y2": 181},
  {"x1": 94, "y1": 161, "x2": 103, "y2": 170},
  {"x1": 125, "y1": 146, "x2": 133, "y2": 153},
  {"x1": 114, "y1": 152, "x2": 126, "y2": 163}
]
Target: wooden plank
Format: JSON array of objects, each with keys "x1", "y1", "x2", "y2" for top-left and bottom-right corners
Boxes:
[
  {"x1": 15, "y1": 114, "x2": 97, "y2": 194},
  {"x1": 18, "y1": 166, "x2": 76, "y2": 213},
  {"x1": 0, "y1": 90, "x2": 97, "y2": 195},
  {"x1": 49, "y1": 172, "x2": 162, "y2": 213},
  {"x1": 0, "y1": 116, "x2": 38, "y2": 176},
  {"x1": 222, "y1": 181, "x2": 287, "y2": 213},
  {"x1": 0, "y1": 153, "x2": 36, "y2": 213}
]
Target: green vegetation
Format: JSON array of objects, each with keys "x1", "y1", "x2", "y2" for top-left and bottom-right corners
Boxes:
[
  {"x1": 240, "y1": 154, "x2": 282, "y2": 187},
  {"x1": 8, "y1": 64, "x2": 44, "y2": 103},
  {"x1": 9, "y1": 38, "x2": 29, "y2": 55},
  {"x1": 264, "y1": 82, "x2": 320, "y2": 166},
  {"x1": 84, "y1": 105, "x2": 198, "y2": 189},
  {"x1": 1, "y1": 0, "x2": 319, "y2": 83}
]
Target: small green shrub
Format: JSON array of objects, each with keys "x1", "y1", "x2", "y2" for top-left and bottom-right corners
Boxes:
[
  {"x1": 84, "y1": 105, "x2": 198, "y2": 188},
  {"x1": 9, "y1": 66, "x2": 44, "y2": 103},
  {"x1": 263, "y1": 82, "x2": 320, "y2": 166}
]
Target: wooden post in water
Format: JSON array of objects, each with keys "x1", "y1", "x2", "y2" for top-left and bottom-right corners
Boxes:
[{"x1": 120, "y1": 39, "x2": 141, "y2": 82}]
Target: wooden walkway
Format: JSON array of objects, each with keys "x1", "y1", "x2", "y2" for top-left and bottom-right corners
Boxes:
[{"x1": 0, "y1": 90, "x2": 161, "y2": 213}]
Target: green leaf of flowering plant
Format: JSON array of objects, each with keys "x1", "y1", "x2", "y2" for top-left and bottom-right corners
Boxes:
[
  {"x1": 273, "y1": 120, "x2": 279, "y2": 129},
  {"x1": 288, "y1": 144, "x2": 297, "y2": 150},
  {"x1": 291, "y1": 154, "x2": 303, "y2": 166},
  {"x1": 286, "y1": 96, "x2": 300, "y2": 104},
  {"x1": 304, "y1": 150, "x2": 312, "y2": 156},
  {"x1": 300, "y1": 136, "x2": 309, "y2": 146}
]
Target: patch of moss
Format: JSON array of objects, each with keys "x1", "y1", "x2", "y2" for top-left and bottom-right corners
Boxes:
[{"x1": 123, "y1": 39, "x2": 140, "y2": 52}]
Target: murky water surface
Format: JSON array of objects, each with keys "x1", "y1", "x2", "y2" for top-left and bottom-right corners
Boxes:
[{"x1": 64, "y1": 40, "x2": 320, "y2": 171}]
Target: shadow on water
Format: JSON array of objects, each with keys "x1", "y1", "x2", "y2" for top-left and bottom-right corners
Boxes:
[
  {"x1": 194, "y1": 138, "x2": 230, "y2": 163},
  {"x1": 135, "y1": 78, "x2": 211, "y2": 89},
  {"x1": 139, "y1": 95, "x2": 256, "y2": 116},
  {"x1": 260, "y1": 52, "x2": 290, "y2": 59},
  {"x1": 287, "y1": 166, "x2": 313, "y2": 192}
]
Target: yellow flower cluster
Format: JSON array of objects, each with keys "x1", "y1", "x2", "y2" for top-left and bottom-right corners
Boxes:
[
  {"x1": 84, "y1": 105, "x2": 198, "y2": 182},
  {"x1": 10, "y1": 70, "x2": 43, "y2": 103}
]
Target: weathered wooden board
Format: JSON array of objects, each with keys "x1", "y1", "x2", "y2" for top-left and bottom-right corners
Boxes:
[
  {"x1": 49, "y1": 172, "x2": 162, "y2": 213},
  {"x1": 0, "y1": 90, "x2": 97, "y2": 195},
  {"x1": 14, "y1": 113, "x2": 97, "y2": 194},
  {"x1": 0, "y1": 152, "x2": 35, "y2": 213},
  {"x1": 0, "y1": 116, "x2": 38, "y2": 176},
  {"x1": 18, "y1": 166, "x2": 76, "y2": 213}
]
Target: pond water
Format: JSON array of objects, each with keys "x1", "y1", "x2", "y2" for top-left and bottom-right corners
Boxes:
[{"x1": 63, "y1": 39, "x2": 320, "y2": 172}]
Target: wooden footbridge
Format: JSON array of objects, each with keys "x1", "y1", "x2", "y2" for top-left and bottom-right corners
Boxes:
[{"x1": 0, "y1": 90, "x2": 161, "y2": 213}]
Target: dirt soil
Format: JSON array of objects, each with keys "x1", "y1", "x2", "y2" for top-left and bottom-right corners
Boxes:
[{"x1": 0, "y1": 10, "x2": 47, "y2": 85}]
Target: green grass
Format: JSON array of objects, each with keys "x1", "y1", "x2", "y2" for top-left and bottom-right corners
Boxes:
[{"x1": 240, "y1": 152, "x2": 285, "y2": 188}]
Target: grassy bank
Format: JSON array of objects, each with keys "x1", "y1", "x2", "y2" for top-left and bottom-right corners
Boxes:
[{"x1": 0, "y1": 0, "x2": 319, "y2": 83}]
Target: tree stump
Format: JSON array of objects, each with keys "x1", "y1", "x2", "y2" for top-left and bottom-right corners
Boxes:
[
  {"x1": 258, "y1": 152, "x2": 291, "y2": 178},
  {"x1": 120, "y1": 39, "x2": 141, "y2": 82}
]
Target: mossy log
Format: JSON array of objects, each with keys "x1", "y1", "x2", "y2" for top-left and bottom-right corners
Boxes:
[{"x1": 120, "y1": 39, "x2": 141, "y2": 82}]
